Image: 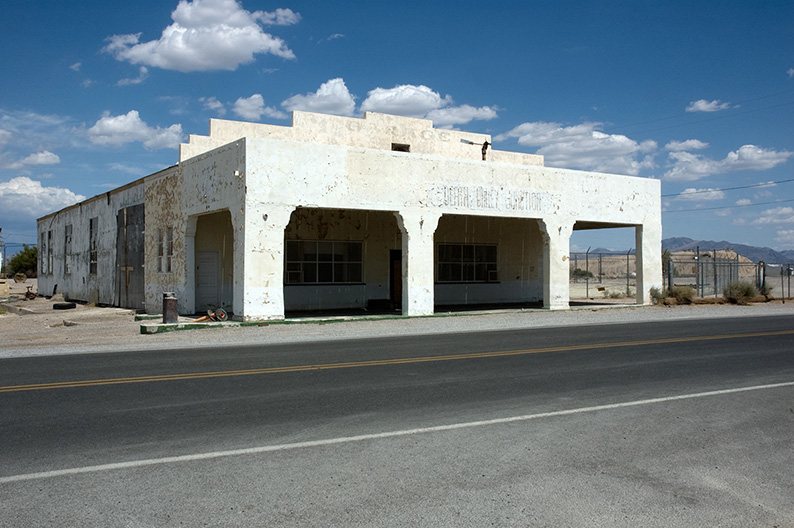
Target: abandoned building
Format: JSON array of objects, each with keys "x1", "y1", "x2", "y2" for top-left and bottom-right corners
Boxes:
[{"x1": 36, "y1": 111, "x2": 662, "y2": 320}]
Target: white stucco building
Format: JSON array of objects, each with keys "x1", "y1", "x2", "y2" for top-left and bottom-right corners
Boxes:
[{"x1": 37, "y1": 111, "x2": 661, "y2": 320}]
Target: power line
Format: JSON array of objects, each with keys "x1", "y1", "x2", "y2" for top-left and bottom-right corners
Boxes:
[
  {"x1": 631, "y1": 101, "x2": 794, "y2": 135},
  {"x1": 666, "y1": 197, "x2": 794, "y2": 213},
  {"x1": 662, "y1": 177, "x2": 794, "y2": 197},
  {"x1": 606, "y1": 88, "x2": 794, "y2": 133}
]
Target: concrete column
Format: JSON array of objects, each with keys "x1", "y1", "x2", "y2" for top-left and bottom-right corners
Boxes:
[
  {"x1": 537, "y1": 218, "x2": 574, "y2": 310},
  {"x1": 240, "y1": 204, "x2": 294, "y2": 321},
  {"x1": 635, "y1": 222, "x2": 662, "y2": 305},
  {"x1": 395, "y1": 210, "x2": 441, "y2": 316},
  {"x1": 184, "y1": 216, "x2": 197, "y2": 314}
]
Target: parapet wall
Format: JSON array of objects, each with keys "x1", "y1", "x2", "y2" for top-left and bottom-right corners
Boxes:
[{"x1": 180, "y1": 111, "x2": 544, "y2": 167}]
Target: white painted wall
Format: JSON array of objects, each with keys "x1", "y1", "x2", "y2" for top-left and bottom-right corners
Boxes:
[{"x1": 38, "y1": 181, "x2": 145, "y2": 306}]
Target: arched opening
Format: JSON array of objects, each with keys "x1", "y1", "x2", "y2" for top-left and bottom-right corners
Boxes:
[
  {"x1": 434, "y1": 214, "x2": 543, "y2": 310},
  {"x1": 283, "y1": 207, "x2": 402, "y2": 315},
  {"x1": 194, "y1": 210, "x2": 234, "y2": 313}
]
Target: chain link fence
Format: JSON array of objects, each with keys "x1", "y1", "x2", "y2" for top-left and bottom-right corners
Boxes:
[
  {"x1": 762, "y1": 263, "x2": 794, "y2": 300},
  {"x1": 570, "y1": 251, "x2": 794, "y2": 301},
  {"x1": 569, "y1": 251, "x2": 636, "y2": 301},
  {"x1": 665, "y1": 255, "x2": 752, "y2": 297}
]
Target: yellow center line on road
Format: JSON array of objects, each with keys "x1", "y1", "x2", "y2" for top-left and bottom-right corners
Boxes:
[{"x1": 2, "y1": 329, "x2": 793, "y2": 393}]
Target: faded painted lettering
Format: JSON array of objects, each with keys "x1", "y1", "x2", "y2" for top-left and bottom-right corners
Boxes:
[{"x1": 431, "y1": 185, "x2": 554, "y2": 213}]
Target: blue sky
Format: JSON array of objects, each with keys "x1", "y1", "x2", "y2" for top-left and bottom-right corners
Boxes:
[{"x1": 1, "y1": 0, "x2": 792, "y2": 257}]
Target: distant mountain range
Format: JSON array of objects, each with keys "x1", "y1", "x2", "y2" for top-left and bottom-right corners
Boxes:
[
  {"x1": 590, "y1": 238, "x2": 794, "y2": 263},
  {"x1": 661, "y1": 237, "x2": 794, "y2": 263}
]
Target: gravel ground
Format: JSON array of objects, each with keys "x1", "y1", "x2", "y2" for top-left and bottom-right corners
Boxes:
[{"x1": 2, "y1": 290, "x2": 794, "y2": 359}]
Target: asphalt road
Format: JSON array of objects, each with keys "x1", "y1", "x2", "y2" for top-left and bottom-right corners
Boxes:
[{"x1": 2, "y1": 316, "x2": 793, "y2": 527}]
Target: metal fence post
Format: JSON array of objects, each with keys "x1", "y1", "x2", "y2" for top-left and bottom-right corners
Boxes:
[
  {"x1": 585, "y1": 247, "x2": 590, "y2": 298},
  {"x1": 628, "y1": 249, "x2": 634, "y2": 296},
  {"x1": 599, "y1": 253, "x2": 603, "y2": 284},
  {"x1": 667, "y1": 259, "x2": 674, "y2": 294}
]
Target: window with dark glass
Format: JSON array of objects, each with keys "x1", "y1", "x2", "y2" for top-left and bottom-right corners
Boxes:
[
  {"x1": 437, "y1": 243, "x2": 497, "y2": 282},
  {"x1": 46, "y1": 230, "x2": 53, "y2": 274},
  {"x1": 89, "y1": 217, "x2": 98, "y2": 275},
  {"x1": 64, "y1": 224, "x2": 72, "y2": 274},
  {"x1": 285, "y1": 240, "x2": 363, "y2": 284},
  {"x1": 39, "y1": 232, "x2": 47, "y2": 275}
]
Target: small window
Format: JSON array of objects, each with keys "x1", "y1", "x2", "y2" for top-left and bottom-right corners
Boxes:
[
  {"x1": 39, "y1": 232, "x2": 47, "y2": 275},
  {"x1": 89, "y1": 217, "x2": 98, "y2": 275},
  {"x1": 47, "y1": 231, "x2": 53, "y2": 275},
  {"x1": 391, "y1": 143, "x2": 410, "y2": 152},
  {"x1": 285, "y1": 240, "x2": 363, "y2": 284},
  {"x1": 158, "y1": 227, "x2": 174, "y2": 273},
  {"x1": 64, "y1": 225, "x2": 72, "y2": 275},
  {"x1": 437, "y1": 243, "x2": 497, "y2": 283}
]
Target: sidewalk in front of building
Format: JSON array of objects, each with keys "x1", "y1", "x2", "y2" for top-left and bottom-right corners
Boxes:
[{"x1": 3, "y1": 278, "x2": 794, "y2": 359}]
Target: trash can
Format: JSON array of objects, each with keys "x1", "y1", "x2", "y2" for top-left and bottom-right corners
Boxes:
[{"x1": 163, "y1": 292, "x2": 178, "y2": 324}]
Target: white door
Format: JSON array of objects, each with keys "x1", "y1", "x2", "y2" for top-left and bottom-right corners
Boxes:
[{"x1": 196, "y1": 251, "x2": 220, "y2": 312}]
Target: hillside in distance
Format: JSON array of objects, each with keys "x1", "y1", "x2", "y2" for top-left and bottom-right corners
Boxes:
[
  {"x1": 662, "y1": 237, "x2": 794, "y2": 263},
  {"x1": 588, "y1": 238, "x2": 794, "y2": 263}
]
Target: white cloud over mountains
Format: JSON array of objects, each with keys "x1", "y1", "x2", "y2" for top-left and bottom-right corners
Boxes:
[
  {"x1": 752, "y1": 206, "x2": 794, "y2": 226},
  {"x1": 495, "y1": 122, "x2": 657, "y2": 175},
  {"x1": 103, "y1": 0, "x2": 300, "y2": 73},
  {"x1": 87, "y1": 110, "x2": 183, "y2": 149}
]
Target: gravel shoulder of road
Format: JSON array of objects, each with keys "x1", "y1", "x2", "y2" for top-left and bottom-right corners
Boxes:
[{"x1": 2, "y1": 292, "x2": 794, "y2": 359}]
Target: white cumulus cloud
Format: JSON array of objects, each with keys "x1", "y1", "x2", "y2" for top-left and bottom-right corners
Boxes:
[
  {"x1": 282, "y1": 78, "x2": 357, "y2": 117},
  {"x1": 665, "y1": 139, "x2": 709, "y2": 151},
  {"x1": 201, "y1": 96, "x2": 226, "y2": 115},
  {"x1": 19, "y1": 151, "x2": 60, "y2": 166},
  {"x1": 0, "y1": 177, "x2": 85, "y2": 219},
  {"x1": 103, "y1": 0, "x2": 299, "y2": 73},
  {"x1": 87, "y1": 110, "x2": 183, "y2": 149},
  {"x1": 775, "y1": 229, "x2": 794, "y2": 245},
  {"x1": 233, "y1": 94, "x2": 287, "y2": 120},
  {"x1": 426, "y1": 104, "x2": 498, "y2": 127},
  {"x1": 664, "y1": 145, "x2": 792, "y2": 181},
  {"x1": 360, "y1": 84, "x2": 452, "y2": 118},
  {"x1": 495, "y1": 121, "x2": 657, "y2": 175},
  {"x1": 751, "y1": 206, "x2": 794, "y2": 226},
  {"x1": 358, "y1": 84, "x2": 498, "y2": 126},
  {"x1": 117, "y1": 66, "x2": 149, "y2": 86},
  {"x1": 674, "y1": 188, "x2": 726, "y2": 201},
  {"x1": 685, "y1": 99, "x2": 732, "y2": 112}
]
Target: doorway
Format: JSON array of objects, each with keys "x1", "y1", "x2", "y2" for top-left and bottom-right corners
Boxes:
[{"x1": 390, "y1": 249, "x2": 402, "y2": 309}]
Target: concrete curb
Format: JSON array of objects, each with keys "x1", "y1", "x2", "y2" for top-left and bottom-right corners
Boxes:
[
  {"x1": 136, "y1": 304, "x2": 641, "y2": 335},
  {"x1": 1, "y1": 303, "x2": 36, "y2": 316}
]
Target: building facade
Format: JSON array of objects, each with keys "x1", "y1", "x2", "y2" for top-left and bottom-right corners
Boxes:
[{"x1": 37, "y1": 111, "x2": 662, "y2": 320}]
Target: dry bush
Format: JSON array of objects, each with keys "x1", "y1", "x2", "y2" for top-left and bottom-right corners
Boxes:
[
  {"x1": 670, "y1": 285, "x2": 696, "y2": 304},
  {"x1": 723, "y1": 281, "x2": 759, "y2": 305}
]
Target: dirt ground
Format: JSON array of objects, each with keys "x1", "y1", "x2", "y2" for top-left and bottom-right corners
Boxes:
[{"x1": 0, "y1": 278, "x2": 143, "y2": 351}]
